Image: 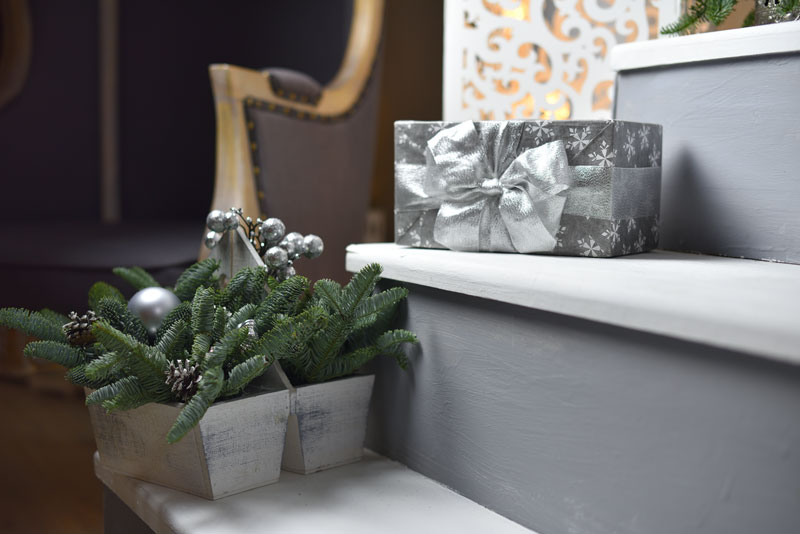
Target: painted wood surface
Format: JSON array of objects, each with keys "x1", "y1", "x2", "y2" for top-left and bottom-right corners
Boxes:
[
  {"x1": 363, "y1": 281, "x2": 800, "y2": 534},
  {"x1": 610, "y1": 20, "x2": 800, "y2": 71},
  {"x1": 89, "y1": 386, "x2": 290, "y2": 500},
  {"x1": 346, "y1": 243, "x2": 800, "y2": 364},
  {"x1": 280, "y1": 374, "x2": 375, "y2": 474},
  {"x1": 97, "y1": 450, "x2": 534, "y2": 534},
  {"x1": 613, "y1": 33, "x2": 800, "y2": 264}
]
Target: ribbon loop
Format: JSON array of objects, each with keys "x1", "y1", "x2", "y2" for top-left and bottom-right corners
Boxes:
[{"x1": 422, "y1": 121, "x2": 572, "y2": 253}]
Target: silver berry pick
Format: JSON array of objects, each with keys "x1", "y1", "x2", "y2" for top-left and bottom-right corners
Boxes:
[
  {"x1": 303, "y1": 234, "x2": 324, "y2": 259},
  {"x1": 223, "y1": 210, "x2": 239, "y2": 231},
  {"x1": 206, "y1": 210, "x2": 226, "y2": 232},
  {"x1": 265, "y1": 246, "x2": 288, "y2": 269},
  {"x1": 280, "y1": 232, "x2": 305, "y2": 259},
  {"x1": 260, "y1": 218, "x2": 285, "y2": 245},
  {"x1": 204, "y1": 231, "x2": 220, "y2": 249}
]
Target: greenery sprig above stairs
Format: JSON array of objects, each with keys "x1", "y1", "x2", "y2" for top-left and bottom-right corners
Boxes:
[
  {"x1": 0, "y1": 260, "x2": 415, "y2": 444},
  {"x1": 661, "y1": 0, "x2": 800, "y2": 35}
]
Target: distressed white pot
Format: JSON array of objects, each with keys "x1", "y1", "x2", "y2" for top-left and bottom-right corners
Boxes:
[
  {"x1": 88, "y1": 382, "x2": 290, "y2": 500},
  {"x1": 279, "y1": 372, "x2": 375, "y2": 474}
]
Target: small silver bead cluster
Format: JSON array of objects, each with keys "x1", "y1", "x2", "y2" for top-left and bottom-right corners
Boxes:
[{"x1": 203, "y1": 207, "x2": 323, "y2": 281}]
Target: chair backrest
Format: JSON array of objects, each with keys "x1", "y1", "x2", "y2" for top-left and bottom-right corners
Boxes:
[{"x1": 207, "y1": 0, "x2": 384, "y2": 283}]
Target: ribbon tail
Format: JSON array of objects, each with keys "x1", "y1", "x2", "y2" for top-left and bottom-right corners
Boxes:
[{"x1": 434, "y1": 198, "x2": 490, "y2": 251}]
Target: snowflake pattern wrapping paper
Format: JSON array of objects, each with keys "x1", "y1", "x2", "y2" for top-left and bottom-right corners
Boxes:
[{"x1": 395, "y1": 119, "x2": 662, "y2": 258}]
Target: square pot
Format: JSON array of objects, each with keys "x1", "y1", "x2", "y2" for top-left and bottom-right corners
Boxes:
[
  {"x1": 88, "y1": 383, "x2": 290, "y2": 499},
  {"x1": 280, "y1": 373, "x2": 375, "y2": 474}
]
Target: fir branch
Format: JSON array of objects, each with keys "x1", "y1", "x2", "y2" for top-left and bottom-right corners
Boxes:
[
  {"x1": 88, "y1": 282, "x2": 126, "y2": 311},
  {"x1": 0, "y1": 308, "x2": 68, "y2": 342},
  {"x1": 85, "y1": 351, "x2": 126, "y2": 382},
  {"x1": 24, "y1": 340, "x2": 85, "y2": 368},
  {"x1": 65, "y1": 364, "x2": 108, "y2": 389},
  {"x1": 174, "y1": 259, "x2": 220, "y2": 301},
  {"x1": 226, "y1": 304, "x2": 257, "y2": 331},
  {"x1": 203, "y1": 327, "x2": 249, "y2": 370},
  {"x1": 191, "y1": 333, "x2": 213, "y2": 358},
  {"x1": 101, "y1": 377, "x2": 153, "y2": 412},
  {"x1": 155, "y1": 320, "x2": 191, "y2": 361},
  {"x1": 253, "y1": 276, "x2": 311, "y2": 333},
  {"x1": 191, "y1": 287, "x2": 216, "y2": 335},
  {"x1": 156, "y1": 302, "x2": 192, "y2": 342},
  {"x1": 167, "y1": 366, "x2": 224, "y2": 443},
  {"x1": 352, "y1": 286, "x2": 408, "y2": 331},
  {"x1": 86, "y1": 375, "x2": 140, "y2": 406},
  {"x1": 211, "y1": 306, "x2": 229, "y2": 341},
  {"x1": 39, "y1": 309, "x2": 70, "y2": 326},
  {"x1": 95, "y1": 297, "x2": 149, "y2": 344},
  {"x1": 113, "y1": 266, "x2": 160, "y2": 291},
  {"x1": 93, "y1": 321, "x2": 170, "y2": 396},
  {"x1": 221, "y1": 266, "x2": 269, "y2": 310},
  {"x1": 221, "y1": 354, "x2": 272, "y2": 397},
  {"x1": 375, "y1": 329, "x2": 417, "y2": 369}
]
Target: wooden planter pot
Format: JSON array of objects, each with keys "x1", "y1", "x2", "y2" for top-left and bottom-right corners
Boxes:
[
  {"x1": 88, "y1": 382, "x2": 290, "y2": 499},
  {"x1": 279, "y1": 372, "x2": 375, "y2": 474}
]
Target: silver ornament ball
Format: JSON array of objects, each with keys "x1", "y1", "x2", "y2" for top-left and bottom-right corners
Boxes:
[
  {"x1": 302, "y1": 234, "x2": 324, "y2": 259},
  {"x1": 280, "y1": 232, "x2": 305, "y2": 259},
  {"x1": 223, "y1": 210, "x2": 239, "y2": 231},
  {"x1": 206, "y1": 210, "x2": 227, "y2": 232},
  {"x1": 237, "y1": 319, "x2": 258, "y2": 340},
  {"x1": 260, "y1": 218, "x2": 286, "y2": 245},
  {"x1": 204, "y1": 231, "x2": 220, "y2": 249},
  {"x1": 265, "y1": 246, "x2": 289, "y2": 269},
  {"x1": 128, "y1": 287, "x2": 181, "y2": 337}
]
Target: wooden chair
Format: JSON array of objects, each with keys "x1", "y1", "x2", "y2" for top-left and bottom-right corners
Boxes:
[{"x1": 207, "y1": 0, "x2": 384, "y2": 283}]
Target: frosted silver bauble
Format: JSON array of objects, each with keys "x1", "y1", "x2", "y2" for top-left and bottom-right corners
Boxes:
[
  {"x1": 206, "y1": 210, "x2": 227, "y2": 232},
  {"x1": 223, "y1": 210, "x2": 239, "y2": 231},
  {"x1": 128, "y1": 287, "x2": 181, "y2": 337},
  {"x1": 204, "y1": 231, "x2": 219, "y2": 249},
  {"x1": 302, "y1": 234, "x2": 324, "y2": 259},
  {"x1": 265, "y1": 246, "x2": 289, "y2": 269},
  {"x1": 260, "y1": 218, "x2": 285, "y2": 245},
  {"x1": 280, "y1": 232, "x2": 305, "y2": 259}
]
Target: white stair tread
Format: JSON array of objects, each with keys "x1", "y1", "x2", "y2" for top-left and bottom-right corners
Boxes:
[
  {"x1": 345, "y1": 243, "x2": 800, "y2": 365},
  {"x1": 95, "y1": 451, "x2": 534, "y2": 534},
  {"x1": 610, "y1": 20, "x2": 800, "y2": 71}
]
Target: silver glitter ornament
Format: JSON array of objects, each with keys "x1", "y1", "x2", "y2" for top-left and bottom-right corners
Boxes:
[
  {"x1": 223, "y1": 210, "x2": 239, "y2": 231},
  {"x1": 260, "y1": 218, "x2": 285, "y2": 245},
  {"x1": 277, "y1": 265, "x2": 296, "y2": 281},
  {"x1": 265, "y1": 246, "x2": 289, "y2": 269},
  {"x1": 128, "y1": 287, "x2": 181, "y2": 337},
  {"x1": 204, "y1": 231, "x2": 220, "y2": 249},
  {"x1": 280, "y1": 232, "x2": 305, "y2": 259},
  {"x1": 302, "y1": 234, "x2": 324, "y2": 259},
  {"x1": 206, "y1": 210, "x2": 227, "y2": 232}
]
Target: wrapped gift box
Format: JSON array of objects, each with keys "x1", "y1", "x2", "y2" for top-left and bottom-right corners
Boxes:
[{"x1": 394, "y1": 120, "x2": 662, "y2": 257}]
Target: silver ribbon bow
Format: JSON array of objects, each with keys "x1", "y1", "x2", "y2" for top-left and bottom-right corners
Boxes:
[{"x1": 423, "y1": 121, "x2": 572, "y2": 253}]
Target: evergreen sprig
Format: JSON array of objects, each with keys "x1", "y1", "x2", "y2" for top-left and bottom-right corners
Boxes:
[
  {"x1": 661, "y1": 0, "x2": 738, "y2": 35},
  {"x1": 0, "y1": 258, "x2": 416, "y2": 444}
]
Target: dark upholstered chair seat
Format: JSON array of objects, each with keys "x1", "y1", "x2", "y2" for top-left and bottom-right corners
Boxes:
[{"x1": 0, "y1": 221, "x2": 202, "y2": 313}]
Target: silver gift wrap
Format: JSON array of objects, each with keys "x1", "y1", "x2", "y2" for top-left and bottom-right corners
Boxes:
[{"x1": 394, "y1": 120, "x2": 662, "y2": 257}]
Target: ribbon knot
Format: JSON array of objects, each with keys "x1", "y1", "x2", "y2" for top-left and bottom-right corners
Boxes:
[
  {"x1": 480, "y1": 178, "x2": 503, "y2": 196},
  {"x1": 423, "y1": 121, "x2": 573, "y2": 253}
]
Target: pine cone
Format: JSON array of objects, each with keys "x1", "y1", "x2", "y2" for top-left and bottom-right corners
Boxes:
[
  {"x1": 165, "y1": 359, "x2": 202, "y2": 401},
  {"x1": 63, "y1": 311, "x2": 97, "y2": 346}
]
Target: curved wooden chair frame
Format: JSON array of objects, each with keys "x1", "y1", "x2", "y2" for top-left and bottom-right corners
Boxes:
[{"x1": 207, "y1": 0, "x2": 384, "y2": 220}]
